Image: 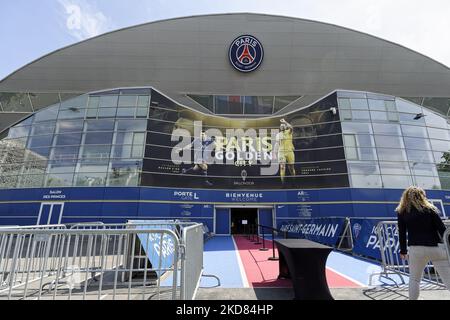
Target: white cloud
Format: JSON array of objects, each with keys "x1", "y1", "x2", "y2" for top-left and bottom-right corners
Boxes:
[{"x1": 58, "y1": 0, "x2": 113, "y2": 40}]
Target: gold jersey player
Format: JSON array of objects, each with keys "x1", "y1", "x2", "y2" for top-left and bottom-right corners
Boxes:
[{"x1": 275, "y1": 119, "x2": 296, "y2": 184}]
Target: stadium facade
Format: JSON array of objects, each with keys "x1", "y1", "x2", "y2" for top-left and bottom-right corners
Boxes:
[{"x1": 0, "y1": 13, "x2": 449, "y2": 234}]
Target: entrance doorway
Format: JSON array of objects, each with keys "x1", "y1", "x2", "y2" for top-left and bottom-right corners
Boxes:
[{"x1": 231, "y1": 208, "x2": 257, "y2": 234}]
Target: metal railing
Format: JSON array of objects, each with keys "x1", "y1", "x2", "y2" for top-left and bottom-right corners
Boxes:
[
  {"x1": 0, "y1": 221, "x2": 204, "y2": 300},
  {"x1": 374, "y1": 220, "x2": 450, "y2": 287}
]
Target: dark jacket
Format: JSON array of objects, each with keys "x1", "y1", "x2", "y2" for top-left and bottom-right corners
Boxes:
[{"x1": 397, "y1": 206, "x2": 446, "y2": 254}]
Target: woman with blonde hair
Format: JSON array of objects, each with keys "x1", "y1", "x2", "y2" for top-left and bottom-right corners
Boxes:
[{"x1": 396, "y1": 186, "x2": 450, "y2": 300}]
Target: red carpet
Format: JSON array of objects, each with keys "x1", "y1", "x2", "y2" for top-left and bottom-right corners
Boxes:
[{"x1": 233, "y1": 235, "x2": 361, "y2": 288}]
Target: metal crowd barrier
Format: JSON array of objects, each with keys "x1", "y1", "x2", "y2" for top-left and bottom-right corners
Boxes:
[
  {"x1": 0, "y1": 221, "x2": 204, "y2": 300},
  {"x1": 374, "y1": 220, "x2": 450, "y2": 288}
]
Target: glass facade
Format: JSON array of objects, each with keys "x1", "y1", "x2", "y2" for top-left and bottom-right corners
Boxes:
[
  {"x1": 340, "y1": 91, "x2": 450, "y2": 190},
  {"x1": 0, "y1": 89, "x2": 148, "y2": 188},
  {"x1": 187, "y1": 94, "x2": 301, "y2": 115},
  {"x1": 0, "y1": 88, "x2": 449, "y2": 190}
]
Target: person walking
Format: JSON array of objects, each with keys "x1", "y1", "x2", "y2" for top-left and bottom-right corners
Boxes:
[{"x1": 396, "y1": 186, "x2": 450, "y2": 300}]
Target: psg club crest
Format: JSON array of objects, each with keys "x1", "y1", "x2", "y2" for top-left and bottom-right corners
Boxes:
[{"x1": 229, "y1": 35, "x2": 264, "y2": 73}]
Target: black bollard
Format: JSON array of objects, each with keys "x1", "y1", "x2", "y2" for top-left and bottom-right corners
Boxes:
[
  {"x1": 253, "y1": 225, "x2": 262, "y2": 245},
  {"x1": 268, "y1": 228, "x2": 279, "y2": 261},
  {"x1": 259, "y1": 226, "x2": 269, "y2": 251}
]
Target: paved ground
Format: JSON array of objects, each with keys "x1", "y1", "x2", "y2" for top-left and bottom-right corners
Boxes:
[{"x1": 196, "y1": 287, "x2": 450, "y2": 300}]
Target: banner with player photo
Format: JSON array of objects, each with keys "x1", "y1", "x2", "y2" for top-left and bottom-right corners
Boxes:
[{"x1": 142, "y1": 92, "x2": 349, "y2": 189}]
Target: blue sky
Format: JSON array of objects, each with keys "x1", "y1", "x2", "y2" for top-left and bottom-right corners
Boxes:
[{"x1": 1, "y1": 0, "x2": 450, "y2": 80}]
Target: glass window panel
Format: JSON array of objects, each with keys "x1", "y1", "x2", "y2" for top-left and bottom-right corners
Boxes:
[
  {"x1": 406, "y1": 149, "x2": 434, "y2": 163},
  {"x1": 351, "y1": 110, "x2": 370, "y2": 120},
  {"x1": 345, "y1": 147, "x2": 377, "y2": 161},
  {"x1": 350, "y1": 98, "x2": 369, "y2": 110},
  {"x1": 377, "y1": 148, "x2": 407, "y2": 161},
  {"x1": 57, "y1": 120, "x2": 84, "y2": 133},
  {"x1": 343, "y1": 135, "x2": 356, "y2": 147},
  {"x1": 17, "y1": 175, "x2": 45, "y2": 188},
  {"x1": 60, "y1": 95, "x2": 88, "y2": 110},
  {"x1": 341, "y1": 122, "x2": 373, "y2": 134},
  {"x1": 45, "y1": 173, "x2": 74, "y2": 187},
  {"x1": 27, "y1": 135, "x2": 53, "y2": 148},
  {"x1": 345, "y1": 147, "x2": 358, "y2": 160},
  {"x1": 340, "y1": 109, "x2": 352, "y2": 120},
  {"x1": 117, "y1": 108, "x2": 136, "y2": 118},
  {"x1": 424, "y1": 110, "x2": 447, "y2": 128},
  {"x1": 58, "y1": 108, "x2": 85, "y2": 120},
  {"x1": 31, "y1": 122, "x2": 55, "y2": 136},
  {"x1": 374, "y1": 135, "x2": 404, "y2": 148},
  {"x1": 372, "y1": 123, "x2": 402, "y2": 135},
  {"x1": 84, "y1": 132, "x2": 113, "y2": 145},
  {"x1": 107, "y1": 160, "x2": 142, "y2": 186},
  {"x1": 403, "y1": 137, "x2": 431, "y2": 150},
  {"x1": 399, "y1": 113, "x2": 426, "y2": 125},
  {"x1": 356, "y1": 134, "x2": 375, "y2": 147},
  {"x1": 413, "y1": 176, "x2": 441, "y2": 190},
  {"x1": 0, "y1": 93, "x2": 32, "y2": 112},
  {"x1": 98, "y1": 108, "x2": 117, "y2": 118},
  {"x1": 438, "y1": 172, "x2": 450, "y2": 190},
  {"x1": 86, "y1": 108, "x2": 98, "y2": 118},
  {"x1": 187, "y1": 95, "x2": 214, "y2": 111},
  {"x1": 29, "y1": 93, "x2": 60, "y2": 110},
  {"x1": 118, "y1": 95, "x2": 137, "y2": 107},
  {"x1": 117, "y1": 120, "x2": 147, "y2": 131},
  {"x1": 338, "y1": 98, "x2": 351, "y2": 109},
  {"x1": 99, "y1": 95, "x2": 118, "y2": 108},
  {"x1": 350, "y1": 174, "x2": 382, "y2": 188},
  {"x1": 410, "y1": 163, "x2": 438, "y2": 177},
  {"x1": 385, "y1": 100, "x2": 397, "y2": 112},
  {"x1": 133, "y1": 132, "x2": 145, "y2": 145},
  {"x1": 401, "y1": 125, "x2": 428, "y2": 138},
  {"x1": 28, "y1": 147, "x2": 51, "y2": 158},
  {"x1": 87, "y1": 96, "x2": 100, "y2": 109},
  {"x1": 396, "y1": 98, "x2": 422, "y2": 113},
  {"x1": 338, "y1": 91, "x2": 367, "y2": 99},
  {"x1": 136, "y1": 107, "x2": 148, "y2": 118},
  {"x1": 48, "y1": 163, "x2": 76, "y2": 174},
  {"x1": 131, "y1": 145, "x2": 144, "y2": 158},
  {"x1": 0, "y1": 175, "x2": 18, "y2": 188},
  {"x1": 382, "y1": 175, "x2": 412, "y2": 189},
  {"x1": 370, "y1": 111, "x2": 388, "y2": 121},
  {"x1": 430, "y1": 139, "x2": 450, "y2": 152},
  {"x1": 115, "y1": 132, "x2": 134, "y2": 145},
  {"x1": 112, "y1": 145, "x2": 132, "y2": 158},
  {"x1": 55, "y1": 133, "x2": 82, "y2": 146},
  {"x1": 34, "y1": 105, "x2": 59, "y2": 122},
  {"x1": 7, "y1": 126, "x2": 31, "y2": 139},
  {"x1": 428, "y1": 127, "x2": 449, "y2": 140},
  {"x1": 347, "y1": 161, "x2": 380, "y2": 174},
  {"x1": 85, "y1": 120, "x2": 115, "y2": 131},
  {"x1": 273, "y1": 96, "x2": 300, "y2": 112},
  {"x1": 244, "y1": 96, "x2": 274, "y2": 114},
  {"x1": 368, "y1": 99, "x2": 385, "y2": 111},
  {"x1": 434, "y1": 151, "x2": 448, "y2": 164},
  {"x1": 379, "y1": 162, "x2": 410, "y2": 175},
  {"x1": 387, "y1": 112, "x2": 399, "y2": 122},
  {"x1": 78, "y1": 163, "x2": 109, "y2": 173},
  {"x1": 137, "y1": 96, "x2": 150, "y2": 107},
  {"x1": 52, "y1": 146, "x2": 80, "y2": 160},
  {"x1": 75, "y1": 172, "x2": 106, "y2": 186},
  {"x1": 81, "y1": 145, "x2": 111, "y2": 159},
  {"x1": 215, "y1": 96, "x2": 243, "y2": 114}
]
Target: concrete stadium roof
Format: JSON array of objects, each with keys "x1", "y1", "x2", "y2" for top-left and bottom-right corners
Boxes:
[{"x1": 1, "y1": 12, "x2": 450, "y2": 114}]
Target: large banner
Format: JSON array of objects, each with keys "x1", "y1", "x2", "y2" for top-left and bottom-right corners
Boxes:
[
  {"x1": 350, "y1": 218, "x2": 397, "y2": 261},
  {"x1": 142, "y1": 92, "x2": 349, "y2": 189},
  {"x1": 278, "y1": 217, "x2": 347, "y2": 247}
]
